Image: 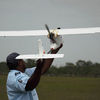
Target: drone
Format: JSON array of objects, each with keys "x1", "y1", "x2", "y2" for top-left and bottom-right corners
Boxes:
[{"x1": 0, "y1": 24, "x2": 100, "y2": 59}]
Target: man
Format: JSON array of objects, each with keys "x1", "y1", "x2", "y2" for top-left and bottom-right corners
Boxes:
[{"x1": 6, "y1": 35, "x2": 63, "y2": 100}]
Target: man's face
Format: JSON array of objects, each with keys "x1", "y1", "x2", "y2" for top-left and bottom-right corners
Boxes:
[{"x1": 18, "y1": 59, "x2": 26, "y2": 71}]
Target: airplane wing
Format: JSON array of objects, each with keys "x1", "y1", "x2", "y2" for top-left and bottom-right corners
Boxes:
[
  {"x1": 16, "y1": 54, "x2": 64, "y2": 59},
  {"x1": 58, "y1": 27, "x2": 100, "y2": 35},
  {"x1": 0, "y1": 30, "x2": 47, "y2": 36},
  {"x1": 0, "y1": 27, "x2": 100, "y2": 36}
]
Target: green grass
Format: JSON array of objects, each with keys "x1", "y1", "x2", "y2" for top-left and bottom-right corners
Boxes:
[
  {"x1": 0, "y1": 75, "x2": 100, "y2": 100},
  {"x1": 0, "y1": 75, "x2": 7, "y2": 100}
]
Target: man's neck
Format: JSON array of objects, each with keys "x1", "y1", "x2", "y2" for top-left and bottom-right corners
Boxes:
[{"x1": 16, "y1": 67, "x2": 25, "y2": 73}]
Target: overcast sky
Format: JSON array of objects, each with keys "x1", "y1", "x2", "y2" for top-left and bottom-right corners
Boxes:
[{"x1": 0, "y1": 0, "x2": 100, "y2": 66}]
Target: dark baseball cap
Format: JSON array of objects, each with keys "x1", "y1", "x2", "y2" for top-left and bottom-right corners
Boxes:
[{"x1": 6, "y1": 52, "x2": 20, "y2": 70}]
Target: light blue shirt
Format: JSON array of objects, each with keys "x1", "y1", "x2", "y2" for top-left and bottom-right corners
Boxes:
[{"x1": 6, "y1": 67, "x2": 39, "y2": 100}]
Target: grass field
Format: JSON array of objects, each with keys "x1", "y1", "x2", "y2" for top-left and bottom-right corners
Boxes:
[{"x1": 0, "y1": 75, "x2": 100, "y2": 100}]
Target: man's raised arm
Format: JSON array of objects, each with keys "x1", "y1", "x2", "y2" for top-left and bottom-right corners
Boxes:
[
  {"x1": 41, "y1": 44, "x2": 63, "y2": 74},
  {"x1": 41, "y1": 35, "x2": 63, "y2": 74}
]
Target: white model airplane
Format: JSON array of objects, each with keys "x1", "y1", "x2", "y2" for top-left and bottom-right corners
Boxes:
[{"x1": 0, "y1": 24, "x2": 100, "y2": 59}]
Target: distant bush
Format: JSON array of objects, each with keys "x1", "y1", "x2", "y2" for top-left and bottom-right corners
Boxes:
[
  {"x1": 0, "y1": 62, "x2": 8, "y2": 74},
  {"x1": 45, "y1": 60, "x2": 100, "y2": 77},
  {"x1": 0, "y1": 60, "x2": 100, "y2": 77}
]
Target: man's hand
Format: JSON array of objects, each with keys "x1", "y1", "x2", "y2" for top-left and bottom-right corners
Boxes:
[{"x1": 48, "y1": 33, "x2": 63, "y2": 50}]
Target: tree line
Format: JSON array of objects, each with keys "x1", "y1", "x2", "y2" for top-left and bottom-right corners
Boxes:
[{"x1": 0, "y1": 59, "x2": 100, "y2": 77}]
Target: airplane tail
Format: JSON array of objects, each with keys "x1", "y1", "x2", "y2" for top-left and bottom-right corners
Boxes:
[
  {"x1": 16, "y1": 39, "x2": 64, "y2": 59},
  {"x1": 38, "y1": 39, "x2": 45, "y2": 55}
]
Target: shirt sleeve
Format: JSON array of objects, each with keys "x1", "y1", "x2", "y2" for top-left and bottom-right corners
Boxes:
[
  {"x1": 15, "y1": 73, "x2": 29, "y2": 92},
  {"x1": 25, "y1": 67, "x2": 36, "y2": 77}
]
